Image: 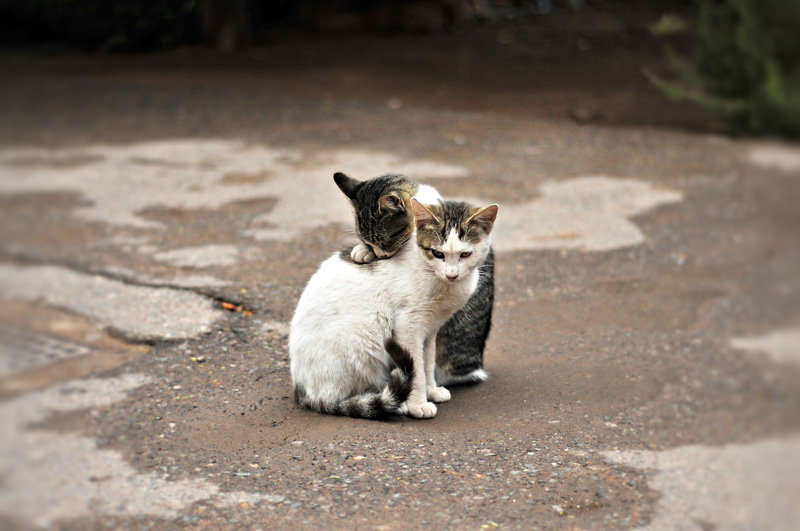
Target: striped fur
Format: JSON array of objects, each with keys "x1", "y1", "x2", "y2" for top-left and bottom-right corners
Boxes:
[
  {"x1": 290, "y1": 188, "x2": 497, "y2": 419},
  {"x1": 294, "y1": 338, "x2": 414, "y2": 419},
  {"x1": 436, "y1": 248, "x2": 494, "y2": 384},
  {"x1": 334, "y1": 172, "x2": 417, "y2": 258},
  {"x1": 335, "y1": 172, "x2": 496, "y2": 386}
]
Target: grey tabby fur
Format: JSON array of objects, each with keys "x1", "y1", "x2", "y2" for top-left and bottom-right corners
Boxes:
[{"x1": 334, "y1": 172, "x2": 494, "y2": 385}]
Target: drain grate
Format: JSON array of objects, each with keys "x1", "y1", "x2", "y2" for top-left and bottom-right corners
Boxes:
[{"x1": 0, "y1": 322, "x2": 93, "y2": 377}]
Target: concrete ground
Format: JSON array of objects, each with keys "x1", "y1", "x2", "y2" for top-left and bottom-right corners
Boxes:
[{"x1": 1, "y1": 13, "x2": 799, "y2": 531}]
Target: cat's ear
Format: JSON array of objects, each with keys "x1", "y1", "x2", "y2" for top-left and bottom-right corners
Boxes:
[
  {"x1": 333, "y1": 172, "x2": 362, "y2": 203},
  {"x1": 378, "y1": 193, "x2": 406, "y2": 214},
  {"x1": 411, "y1": 199, "x2": 440, "y2": 229},
  {"x1": 467, "y1": 204, "x2": 499, "y2": 235}
]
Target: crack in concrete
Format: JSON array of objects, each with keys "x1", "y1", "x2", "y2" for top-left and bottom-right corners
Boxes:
[
  {"x1": 0, "y1": 263, "x2": 227, "y2": 343},
  {"x1": 0, "y1": 249, "x2": 231, "y2": 304}
]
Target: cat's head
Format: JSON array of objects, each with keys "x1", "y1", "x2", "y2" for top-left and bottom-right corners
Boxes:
[
  {"x1": 412, "y1": 199, "x2": 498, "y2": 283},
  {"x1": 334, "y1": 172, "x2": 418, "y2": 258}
]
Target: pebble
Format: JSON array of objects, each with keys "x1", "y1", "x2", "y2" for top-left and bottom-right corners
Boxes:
[{"x1": 262, "y1": 495, "x2": 286, "y2": 504}]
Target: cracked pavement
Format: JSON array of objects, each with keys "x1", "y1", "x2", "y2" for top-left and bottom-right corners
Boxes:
[{"x1": 1, "y1": 22, "x2": 799, "y2": 531}]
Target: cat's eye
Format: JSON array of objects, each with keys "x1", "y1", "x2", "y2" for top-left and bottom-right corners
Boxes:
[
  {"x1": 460, "y1": 251, "x2": 472, "y2": 258},
  {"x1": 431, "y1": 249, "x2": 444, "y2": 259}
]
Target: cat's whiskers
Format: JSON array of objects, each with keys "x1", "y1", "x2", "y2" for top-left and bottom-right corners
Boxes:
[{"x1": 330, "y1": 172, "x2": 495, "y2": 396}]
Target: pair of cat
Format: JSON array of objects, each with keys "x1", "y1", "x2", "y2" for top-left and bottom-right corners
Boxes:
[{"x1": 288, "y1": 172, "x2": 497, "y2": 419}]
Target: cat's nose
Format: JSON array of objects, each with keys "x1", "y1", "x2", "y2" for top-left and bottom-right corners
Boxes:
[{"x1": 446, "y1": 273, "x2": 458, "y2": 282}]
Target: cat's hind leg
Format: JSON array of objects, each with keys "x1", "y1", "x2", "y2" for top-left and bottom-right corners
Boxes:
[{"x1": 424, "y1": 334, "x2": 451, "y2": 403}]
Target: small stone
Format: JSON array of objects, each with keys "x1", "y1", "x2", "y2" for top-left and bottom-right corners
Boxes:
[{"x1": 552, "y1": 505, "x2": 565, "y2": 515}]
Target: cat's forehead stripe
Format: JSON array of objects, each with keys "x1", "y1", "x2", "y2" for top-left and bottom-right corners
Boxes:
[
  {"x1": 358, "y1": 174, "x2": 418, "y2": 205},
  {"x1": 444, "y1": 227, "x2": 461, "y2": 254},
  {"x1": 432, "y1": 201, "x2": 483, "y2": 244}
]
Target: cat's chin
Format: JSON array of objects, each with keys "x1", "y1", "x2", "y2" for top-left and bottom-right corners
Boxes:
[{"x1": 374, "y1": 247, "x2": 397, "y2": 259}]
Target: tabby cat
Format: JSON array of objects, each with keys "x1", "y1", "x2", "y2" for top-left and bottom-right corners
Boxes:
[
  {"x1": 289, "y1": 196, "x2": 498, "y2": 418},
  {"x1": 334, "y1": 172, "x2": 495, "y2": 385}
]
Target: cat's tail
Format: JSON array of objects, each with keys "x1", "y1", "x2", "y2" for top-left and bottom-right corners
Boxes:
[{"x1": 294, "y1": 337, "x2": 414, "y2": 420}]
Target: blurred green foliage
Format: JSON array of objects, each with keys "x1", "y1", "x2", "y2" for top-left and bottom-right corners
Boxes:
[
  {"x1": 2, "y1": 0, "x2": 203, "y2": 51},
  {"x1": 648, "y1": 0, "x2": 800, "y2": 137}
]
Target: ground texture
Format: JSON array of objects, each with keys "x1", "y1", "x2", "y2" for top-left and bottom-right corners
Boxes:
[{"x1": 1, "y1": 7, "x2": 799, "y2": 530}]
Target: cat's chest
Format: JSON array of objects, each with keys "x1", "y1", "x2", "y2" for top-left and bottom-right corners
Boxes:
[
  {"x1": 395, "y1": 272, "x2": 473, "y2": 315},
  {"x1": 382, "y1": 249, "x2": 476, "y2": 312}
]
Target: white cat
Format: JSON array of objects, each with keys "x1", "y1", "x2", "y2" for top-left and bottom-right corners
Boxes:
[{"x1": 289, "y1": 184, "x2": 498, "y2": 419}]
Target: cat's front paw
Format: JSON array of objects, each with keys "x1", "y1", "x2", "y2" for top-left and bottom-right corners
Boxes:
[
  {"x1": 351, "y1": 243, "x2": 377, "y2": 264},
  {"x1": 428, "y1": 386, "x2": 451, "y2": 403},
  {"x1": 401, "y1": 400, "x2": 437, "y2": 419}
]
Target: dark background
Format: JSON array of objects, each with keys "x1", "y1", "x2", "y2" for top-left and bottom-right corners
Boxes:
[{"x1": 1, "y1": 0, "x2": 798, "y2": 137}]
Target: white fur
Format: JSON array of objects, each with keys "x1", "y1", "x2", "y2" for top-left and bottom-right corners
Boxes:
[
  {"x1": 414, "y1": 184, "x2": 442, "y2": 205},
  {"x1": 438, "y1": 368, "x2": 489, "y2": 386},
  {"x1": 350, "y1": 243, "x2": 376, "y2": 263},
  {"x1": 290, "y1": 226, "x2": 491, "y2": 419}
]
